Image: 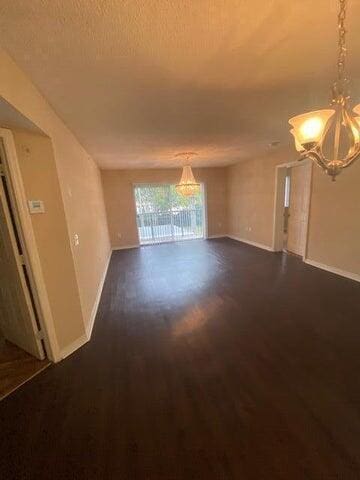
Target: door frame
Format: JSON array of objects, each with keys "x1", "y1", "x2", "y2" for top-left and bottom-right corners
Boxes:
[
  {"x1": 201, "y1": 183, "x2": 209, "y2": 239},
  {"x1": 272, "y1": 159, "x2": 313, "y2": 260},
  {"x1": 0, "y1": 128, "x2": 60, "y2": 362}
]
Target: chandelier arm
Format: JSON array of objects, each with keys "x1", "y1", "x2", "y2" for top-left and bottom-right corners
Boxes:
[
  {"x1": 333, "y1": 113, "x2": 342, "y2": 161},
  {"x1": 342, "y1": 107, "x2": 360, "y2": 156},
  {"x1": 301, "y1": 148, "x2": 328, "y2": 170},
  {"x1": 318, "y1": 111, "x2": 360, "y2": 167},
  {"x1": 303, "y1": 141, "x2": 360, "y2": 176},
  {"x1": 341, "y1": 146, "x2": 360, "y2": 168}
]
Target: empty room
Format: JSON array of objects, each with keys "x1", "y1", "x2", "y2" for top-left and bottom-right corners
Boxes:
[{"x1": 0, "y1": 1, "x2": 360, "y2": 478}]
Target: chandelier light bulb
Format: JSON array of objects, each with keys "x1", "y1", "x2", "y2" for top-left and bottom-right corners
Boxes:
[{"x1": 300, "y1": 118, "x2": 324, "y2": 141}]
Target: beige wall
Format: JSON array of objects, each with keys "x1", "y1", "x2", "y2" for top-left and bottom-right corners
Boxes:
[
  {"x1": 12, "y1": 130, "x2": 84, "y2": 349},
  {"x1": 228, "y1": 147, "x2": 360, "y2": 276},
  {"x1": 101, "y1": 167, "x2": 228, "y2": 248},
  {"x1": 228, "y1": 148, "x2": 292, "y2": 247},
  {"x1": 0, "y1": 49, "x2": 110, "y2": 353},
  {"x1": 306, "y1": 161, "x2": 360, "y2": 275}
]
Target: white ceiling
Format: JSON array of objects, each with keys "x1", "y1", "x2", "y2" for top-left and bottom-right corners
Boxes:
[{"x1": 1, "y1": 0, "x2": 360, "y2": 169}]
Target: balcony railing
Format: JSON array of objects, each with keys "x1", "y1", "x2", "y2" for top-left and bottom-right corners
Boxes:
[{"x1": 136, "y1": 209, "x2": 204, "y2": 244}]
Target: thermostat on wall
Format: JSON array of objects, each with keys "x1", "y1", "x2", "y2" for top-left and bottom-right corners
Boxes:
[{"x1": 28, "y1": 200, "x2": 45, "y2": 214}]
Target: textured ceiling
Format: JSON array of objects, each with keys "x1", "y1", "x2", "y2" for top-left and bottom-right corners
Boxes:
[{"x1": 1, "y1": 0, "x2": 360, "y2": 169}]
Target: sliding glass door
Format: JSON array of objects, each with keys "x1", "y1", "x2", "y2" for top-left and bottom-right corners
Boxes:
[{"x1": 134, "y1": 183, "x2": 205, "y2": 245}]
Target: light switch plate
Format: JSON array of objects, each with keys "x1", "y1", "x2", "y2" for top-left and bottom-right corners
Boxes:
[{"x1": 28, "y1": 200, "x2": 45, "y2": 214}]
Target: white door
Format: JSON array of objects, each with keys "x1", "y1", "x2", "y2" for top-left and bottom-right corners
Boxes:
[
  {"x1": 286, "y1": 164, "x2": 310, "y2": 256},
  {"x1": 0, "y1": 167, "x2": 45, "y2": 359}
]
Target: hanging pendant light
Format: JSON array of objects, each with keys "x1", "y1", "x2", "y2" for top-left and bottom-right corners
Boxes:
[
  {"x1": 175, "y1": 153, "x2": 200, "y2": 196},
  {"x1": 289, "y1": 0, "x2": 360, "y2": 180}
]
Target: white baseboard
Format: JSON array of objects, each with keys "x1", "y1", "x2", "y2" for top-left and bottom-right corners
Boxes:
[
  {"x1": 60, "y1": 333, "x2": 89, "y2": 360},
  {"x1": 60, "y1": 249, "x2": 112, "y2": 360},
  {"x1": 112, "y1": 244, "x2": 139, "y2": 251},
  {"x1": 304, "y1": 259, "x2": 360, "y2": 283},
  {"x1": 85, "y1": 250, "x2": 112, "y2": 339},
  {"x1": 227, "y1": 234, "x2": 274, "y2": 252}
]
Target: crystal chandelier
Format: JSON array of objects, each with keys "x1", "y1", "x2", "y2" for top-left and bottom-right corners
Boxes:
[
  {"x1": 289, "y1": 0, "x2": 360, "y2": 180},
  {"x1": 175, "y1": 153, "x2": 200, "y2": 197}
]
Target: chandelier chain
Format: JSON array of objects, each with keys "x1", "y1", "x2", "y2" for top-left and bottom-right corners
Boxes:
[{"x1": 337, "y1": 0, "x2": 347, "y2": 83}]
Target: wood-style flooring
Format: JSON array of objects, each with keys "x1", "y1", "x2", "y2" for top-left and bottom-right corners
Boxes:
[
  {"x1": 1, "y1": 238, "x2": 360, "y2": 479},
  {"x1": 0, "y1": 337, "x2": 49, "y2": 401}
]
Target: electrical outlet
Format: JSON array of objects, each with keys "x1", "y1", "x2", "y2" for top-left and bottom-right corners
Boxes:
[{"x1": 74, "y1": 234, "x2": 80, "y2": 246}]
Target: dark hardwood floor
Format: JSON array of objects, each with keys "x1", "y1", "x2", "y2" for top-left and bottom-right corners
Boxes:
[
  {"x1": 0, "y1": 337, "x2": 50, "y2": 401},
  {"x1": 1, "y1": 238, "x2": 360, "y2": 479}
]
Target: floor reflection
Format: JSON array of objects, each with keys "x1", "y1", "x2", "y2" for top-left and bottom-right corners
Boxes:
[{"x1": 172, "y1": 295, "x2": 223, "y2": 338}]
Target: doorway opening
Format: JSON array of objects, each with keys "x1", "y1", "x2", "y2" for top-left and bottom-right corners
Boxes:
[
  {"x1": 273, "y1": 160, "x2": 312, "y2": 259},
  {"x1": 0, "y1": 137, "x2": 49, "y2": 400},
  {"x1": 134, "y1": 183, "x2": 206, "y2": 245}
]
